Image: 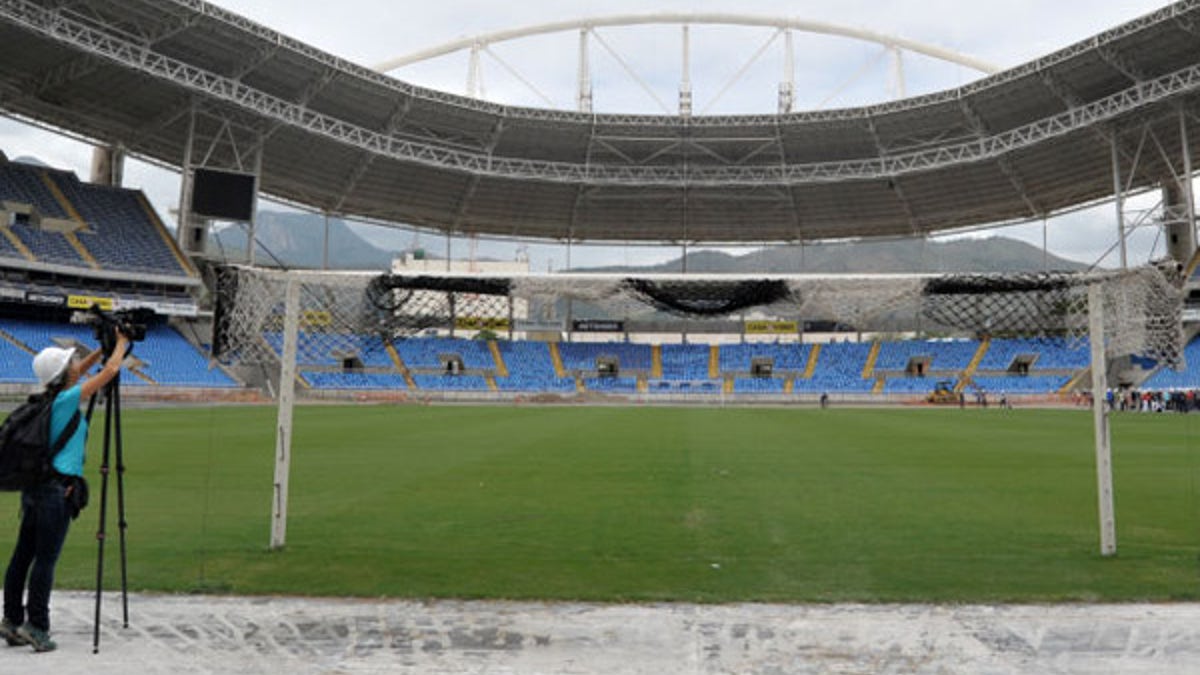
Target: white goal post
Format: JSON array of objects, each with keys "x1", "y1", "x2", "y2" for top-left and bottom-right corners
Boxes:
[{"x1": 211, "y1": 265, "x2": 1184, "y2": 554}]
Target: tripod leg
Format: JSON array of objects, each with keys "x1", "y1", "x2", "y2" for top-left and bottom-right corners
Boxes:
[
  {"x1": 113, "y1": 375, "x2": 129, "y2": 629},
  {"x1": 92, "y1": 384, "x2": 114, "y2": 654}
]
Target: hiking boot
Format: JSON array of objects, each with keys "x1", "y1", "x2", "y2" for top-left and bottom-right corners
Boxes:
[
  {"x1": 16, "y1": 623, "x2": 55, "y2": 652},
  {"x1": 0, "y1": 618, "x2": 27, "y2": 647}
]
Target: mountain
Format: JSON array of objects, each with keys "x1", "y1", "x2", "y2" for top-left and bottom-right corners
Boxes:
[
  {"x1": 210, "y1": 211, "x2": 402, "y2": 270},
  {"x1": 573, "y1": 237, "x2": 1089, "y2": 274},
  {"x1": 211, "y1": 209, "x2": 1087, "y2": 274}
]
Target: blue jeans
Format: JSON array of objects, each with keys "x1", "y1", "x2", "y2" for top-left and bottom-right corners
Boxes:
[{"x1": 3, "y1": 480, "x2": 70, "y2": 632}]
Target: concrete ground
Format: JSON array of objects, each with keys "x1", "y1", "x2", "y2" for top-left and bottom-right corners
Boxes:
[{"x1": 2, "y1": 592, "x2": 1197, "y2": 674}]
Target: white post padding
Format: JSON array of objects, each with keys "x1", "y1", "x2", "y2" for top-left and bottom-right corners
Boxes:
[
  {"x1": 1088, "y1": 282, "x2": 1117, "y2": 557},
  {"x1": 270, "y1": 278, "x2": 300, "y2": 550}
]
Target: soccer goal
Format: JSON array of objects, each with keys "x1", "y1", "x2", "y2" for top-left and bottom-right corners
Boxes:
[{"x1": 212, "y1": 264, "x2": 1184, "y2": 554}]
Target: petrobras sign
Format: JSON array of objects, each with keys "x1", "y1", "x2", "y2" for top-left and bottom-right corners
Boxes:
[
  {"x1": 573, "y1": 319, "x2": 624, "y2": 332},
  {"x1": 25, "y1": 290, "x2": 67, "y2": 307}
]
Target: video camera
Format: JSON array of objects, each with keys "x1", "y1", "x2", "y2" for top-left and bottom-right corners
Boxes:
[{"x1": 72, "y1": 304, "x2": 152, "y2": 355}]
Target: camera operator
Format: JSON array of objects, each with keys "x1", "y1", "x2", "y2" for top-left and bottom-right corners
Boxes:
[{"x1": 1, "y1": 327, "x2": 129, "y2": 652}]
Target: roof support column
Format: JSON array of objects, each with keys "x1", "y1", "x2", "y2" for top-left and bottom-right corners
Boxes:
[
  {"x1": 175, "y1": 103, "x2": 202, "y2": 255},
  {"x1": 1111, "y1": 134, "x2": 1128, "y2": 270},
  {"x1": 89, "y1": 144, "x2": 124, "y2": 187},
  {"x1": 1181, "y1": 107, "x2": 1197, "y2": 249},
  {"x1": 247, "y1": 143, "x2": 263, "y2": 267}
]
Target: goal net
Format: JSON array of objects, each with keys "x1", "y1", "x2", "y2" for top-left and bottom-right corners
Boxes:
[
  {"x1": 210, "y1": 263, "x2": 1184, "y2": 553},
  {"x1": 214, "y1": 264, "x2": 1185, "y2": 374}
]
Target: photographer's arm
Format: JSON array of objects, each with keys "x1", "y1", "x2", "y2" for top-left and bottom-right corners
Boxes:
[
  {"x1": 77, "y1": 346, "x2": 103, "y2": 373},
  {"x1": 80, "y1": 333, "x2": 129, "y2": 399}
]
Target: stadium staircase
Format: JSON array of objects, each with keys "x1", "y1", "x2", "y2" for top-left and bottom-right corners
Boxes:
[
  {"x1": 0, "y1": 327, "x2": 35, "y2": 355},
  {"x1": 861, "y1": 341, "x2": 880, "y2": 379},
  {"x1": 650, "y1": 345, "x2": 662, "y2": 378},
  {"x1": 783, "y1": 376, "x2": 795, "y2": 394},
  {"x1": 135, "y1": 192, "x2": 195, "y2": 275},
  {"x1": 0, "y1": 225, "x2": 34, "y2": 260},
  {"x1": 708, "y1": 345, "x2": 720, "y2": 378},
  {"x1": 803, "y1": 344, "x2": 821, "y2": 379},
  {"x1": 549, "y1": 342, "x2": 567, "y2": 377},
  {"x1": 38, "y1": 172, "x2": 101, "y2": 270},
  {"x1": 488, "y1": 340, "x2": 509, "y2": 377},
  {"x1": 385, "y1": 343, "x2": 418, "y2": 390}
]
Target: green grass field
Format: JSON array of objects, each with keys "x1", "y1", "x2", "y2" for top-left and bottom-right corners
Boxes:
[{"x1": 3, "y1": 404, "x2": 1200, "y2": 603}]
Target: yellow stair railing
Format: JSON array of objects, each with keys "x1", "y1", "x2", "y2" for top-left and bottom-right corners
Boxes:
[
  {"x1": 488, "y1": 340, "x2": 509, "y2": 377},
  {"x1": 549, "y1": 342, "x2": 567, "y2": 377},
  {"x1": 803, "y1": 343, "x2": 821, "y2": 379},
  {"x1": 861, "y1": 341, "x2": 881, "y2": 379}
]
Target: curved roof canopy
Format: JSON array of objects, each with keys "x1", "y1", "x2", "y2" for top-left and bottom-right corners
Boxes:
[{"x1": 1, "y1": 0, "x2": 1200, "y2": 243}]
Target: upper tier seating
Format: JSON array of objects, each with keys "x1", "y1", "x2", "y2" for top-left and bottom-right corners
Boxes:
[
  {"x1": 0, "y1": 161, "x2": 192, "y2": 277},
  {"x1": 49, "y1": 171, "x2": 189, "y2": 277}
]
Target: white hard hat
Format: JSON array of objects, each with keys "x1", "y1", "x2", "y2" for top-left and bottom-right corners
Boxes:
[{"x1": 32, "y1": 346, "x2": 76, "y2": 388}]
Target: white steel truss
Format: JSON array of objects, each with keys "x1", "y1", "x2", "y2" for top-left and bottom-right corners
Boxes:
[{"x1": 5, "y1": 0, "x2": 1200, "y2": 190}]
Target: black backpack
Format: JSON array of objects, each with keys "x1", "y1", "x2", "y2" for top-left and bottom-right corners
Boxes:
[{"x1": 0, "y1": 393, "x2": 81, "y2": 491}]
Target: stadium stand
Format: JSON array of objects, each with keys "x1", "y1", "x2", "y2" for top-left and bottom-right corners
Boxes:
[
  {"x1": 583, "y1": 376, "x2": 639, "y2": 393},
  {"x1": 395, "y1": 337, "x2": 495, "y2": 371},
  {"x1": 48, "y1": 170, "x2": 190, "y2": 277},
  {"x1": 794, "y1": 342, "x2": 875, "y2": 393},
  {"x1": 0, "y1": 317, "x2": 236, "y2": 388},
  {"x1": 303, "y1": 371, "x2": 408, "y2": 390},
  {"x1": 967, "y1": 375, "x2": 1071, "y2": 394},
  {"x1": 1140, "y1": 337, "x2": 1200, "y2": 390},
  {"x1": 558, "y1": 342, "x2": 652, "y2": 373},
  {"x1": 734, "y1": 377, "x2": 786, "y2": 394},
  {"x1": 874, "y1": 339, "x2": 979, "y2": 372},
  {"x1": 411, "y1": 373, "x2": 491, "y2": 391},
  {"x1": 659, "y1": 343, "x2": 712, "y2": 380},
  {"x1": 494, "y1": 340, "x2": 575, "y2": 392},
  {"x1": 718, "y1": 342, "x2": 811, "y2": 373},
  {"x1": 979, "y1": 337, "x2": 1089, "y2": 371}
]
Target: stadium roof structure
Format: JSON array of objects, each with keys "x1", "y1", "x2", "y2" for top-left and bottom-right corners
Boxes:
[{"x1": 1, "y1": 0, "x2": 1200, "y2": 244}]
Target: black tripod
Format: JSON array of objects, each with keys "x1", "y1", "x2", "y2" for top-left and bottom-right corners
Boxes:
[{"x1": 85, "y1": 371, "x2": 129, "y2": 654}]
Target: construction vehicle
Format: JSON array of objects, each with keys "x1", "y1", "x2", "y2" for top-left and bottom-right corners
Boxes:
[{"x1": 926, "y1": 380, "x2": 959, "y2": 404}]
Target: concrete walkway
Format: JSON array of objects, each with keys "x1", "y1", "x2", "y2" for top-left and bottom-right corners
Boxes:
[{"x1": 5, "y1": 592, "x2": 1200, "y2": 674}]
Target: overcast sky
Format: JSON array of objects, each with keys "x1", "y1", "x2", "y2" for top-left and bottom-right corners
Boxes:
[{"x1": 0, "y1": 0, "x2": 1179, "y2": 270}]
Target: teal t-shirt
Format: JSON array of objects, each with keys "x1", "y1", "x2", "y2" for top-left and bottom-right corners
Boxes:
[{"x1": 49, "y1": 384, "x2": 87, "y2": 477}]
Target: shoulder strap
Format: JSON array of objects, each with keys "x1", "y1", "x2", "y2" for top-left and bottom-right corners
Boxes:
[{"x1": 50, "y1": 410, "x2": 81, "y2": 455}]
